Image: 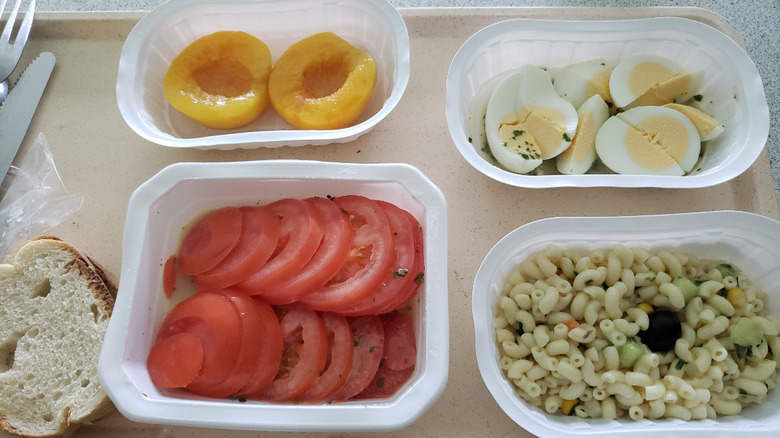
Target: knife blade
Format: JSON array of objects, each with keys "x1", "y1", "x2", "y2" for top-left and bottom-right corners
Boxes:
[{"x1": 0, "y1": 51, "x2": 56, "y2": 181}]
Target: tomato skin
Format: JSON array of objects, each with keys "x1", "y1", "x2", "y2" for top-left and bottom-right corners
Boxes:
[
  {"x1": 237, "y1": 199, "x2": 324, "y2": 294},
  {"x1": 178, "y1": 207, "x2": 243, "y2": 276},
  {"x1": 330, "y1": 315, "x2": 385, "y2": 401},
  {"x1": 238, "y1": 297, "x2": 285, "y2": 397},
  {"x1": 301, "y1": 196, "x2": 395, "y2": 312},
  {"x1": 260, "y1": 303, "x2": 328, "y2": 401},
  {"x1": 194, "y1": 206, "x2": 281, "y2": 290},
  {"x1": 155, "y1": 292, "x2": 243, "y2": 395},
  {"x1": 381, "y1": 311, "x2": 417, "y2": 371},
  {"x1": 374, "y1": 208, "x2": 425, "y2": 314},
  {"x1": 298, "y1": 312, "x2": 354, "y2": 402},
  {"x1": 162, "y1": 254, "x2": 177, "y2": 299},
  {"x1": 355, "y1": 364, "x2": 414, "y2": 400},
  {"x1": 261, "y1": 197, "x2": 353, "y2": 305},
  {"x1": 339, "y1": 201, "x2": 418, "y2": 316},
  {"x1": 147, "y1": 331, "x2": 204, "y2": 388}
]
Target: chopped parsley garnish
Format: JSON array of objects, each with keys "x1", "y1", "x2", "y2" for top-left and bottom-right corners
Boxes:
[{"x1": 393, "y1": 268, "x2": 409, "y2": 279}]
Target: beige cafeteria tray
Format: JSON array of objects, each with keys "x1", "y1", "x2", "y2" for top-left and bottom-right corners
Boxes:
[{"x1": 5, "y1": 6, "x2": 778, "y2": 438}]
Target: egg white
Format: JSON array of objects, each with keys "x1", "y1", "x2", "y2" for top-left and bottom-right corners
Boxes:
[
  {"x1": 552, "y1": 58, "x2": 614, "y2": 109},
  {"x1": 595, "y1": 106, "x2": 701, "y2": 175},
  {"x1": 610, "y1": 54, "x2": 699, "y2": 109},
  {"x1": 556, "y1": 94, "x2": 610, "y2": 175}
]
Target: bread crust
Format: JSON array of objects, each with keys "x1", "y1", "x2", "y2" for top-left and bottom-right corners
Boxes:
[{"x1": 0, "y1": 236, "x2": 117, "y2": 437}]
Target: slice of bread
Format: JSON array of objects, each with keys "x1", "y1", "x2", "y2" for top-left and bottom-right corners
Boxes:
[{"x1": 0, "y1": 237, "x2": 116, "y2": 437}]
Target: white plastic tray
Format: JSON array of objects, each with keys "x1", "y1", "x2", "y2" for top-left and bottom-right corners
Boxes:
[
  {"x1": 473, "y1": 211, "x2": 780, "y2": 437},
  {"x1": 446, "y1": 17, "x2": 770, "y2": 188}
]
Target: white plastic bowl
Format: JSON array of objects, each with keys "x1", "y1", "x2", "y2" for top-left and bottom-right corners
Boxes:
[
  {"x1": 116, "y1": 0, "x2": 410, "y2": 149},
  {"x1": 98, "y1": 160, "x2": 448, "y2": 431},
  {"x1": 446, "y1": 18, "x2": 770, "y2": 188},
  {"x1": 472, "y1": 211, "x2": 780, "y2": 437}
]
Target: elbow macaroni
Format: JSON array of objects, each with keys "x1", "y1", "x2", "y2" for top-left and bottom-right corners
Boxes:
[{"x1": 493, "y1": 244, "x2": 780, "y2": 420}]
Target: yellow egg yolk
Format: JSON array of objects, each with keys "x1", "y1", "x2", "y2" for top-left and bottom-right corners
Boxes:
[
  {"x1": 624, "y1": 115, "x2": 690, "y2": 170},
  {"x1": 665, "y1": 103, "x2": 723, "y2": 138},
  {"x1": 585, "y1": 71, "x2": 612, "y2": 104},
  {"x1": 497, "y1": 115, "x2": 542, "y2": 159},
  {"x1": 632, "y1": 73, "x2": 692, "y2": 107},
  {"x1": 561, "y1": 111, "x2": 596, "y2": 163},
  {"x1": 628, "y1": 62, "x2": 677, "y2": 99},
  {"x1": 514, "y1": 105, "x2": 568, "y2": 157}
]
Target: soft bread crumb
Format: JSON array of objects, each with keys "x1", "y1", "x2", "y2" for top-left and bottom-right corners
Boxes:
[{"x1": 0, "y1": 238, "x2": 116, "y2": 437}]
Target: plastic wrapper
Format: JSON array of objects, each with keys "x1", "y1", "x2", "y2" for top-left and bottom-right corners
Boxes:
[{"x1": 0, "y1": 132, "x2": 83, "y2": 258}]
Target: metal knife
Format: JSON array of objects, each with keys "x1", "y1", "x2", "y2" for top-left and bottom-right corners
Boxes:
[{"x1": 0, "y1": 51, "x2": 56, "y2": 180}]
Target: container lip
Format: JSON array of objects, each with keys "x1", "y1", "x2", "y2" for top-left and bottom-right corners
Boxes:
[
  {"x1": 445, "y1": 16, "x2": 769, "y2": 189},
  {"x1": 472, "y1": 210, "x2": 780, "y2": 437},
  {"x1": 98, "y1": 160, "x2": 448, "y2": 431},
  {"x1": 116, "y1": 0, "x2": 410, "y2": 149}
]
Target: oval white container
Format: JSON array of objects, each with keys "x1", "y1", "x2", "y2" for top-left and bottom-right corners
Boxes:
[
  {"x1": 117, "y1": 0, "x2": 410, "y2": 149},
  {"x1": 446, "y1": 17, "x2": 769, "y2": 188},
  {"x1": 473, "y1": 211, "x2": 780, "y2": 437}
]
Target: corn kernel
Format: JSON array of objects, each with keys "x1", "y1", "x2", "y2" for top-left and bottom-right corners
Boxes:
[
  {"x1": 727, "y1": 288, "x2": 747, "y2": 307},
  {"x1": 637, "y1": 303, "x2": 654, "y2": 314},
  {"x1": 561, "y1": 399, "x2": 578, "y2": 415}
]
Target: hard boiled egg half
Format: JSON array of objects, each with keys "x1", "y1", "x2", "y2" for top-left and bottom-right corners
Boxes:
[
  {"x1": 609, "y1": 54, "x2": 703, "y2": 109},
  {"x1": 596, "y1": 106, "x2": 701, "y2": 176},
  {"x1": 552, "y1": 58, "x2": 614, "y2": 109},
  {"x1": 556, "y1": 94, "x2": 610, "y2": 175},
  {"x1": 485, "y1": 65, "x2": 578, "y2": 174}
]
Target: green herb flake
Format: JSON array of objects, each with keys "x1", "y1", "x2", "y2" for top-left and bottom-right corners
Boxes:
[
  {"x1": 414, "y1": 272, "x2": 425, "y2": 284},
  {"x1": 675, "y1": 360, "x2": 686, "y2": 370},
  {"x1": 563, "y1": 133, "x2": 571, "y2": 142},
  {"x1": 393, "y1": 268, "x2": 409, "y2": 279},
  {"x1": 693, "y1": 94, "x2": 703, "y2": 102},
  {"x1": 376, "y1": 376, "x2": 385, "y2": 389}
]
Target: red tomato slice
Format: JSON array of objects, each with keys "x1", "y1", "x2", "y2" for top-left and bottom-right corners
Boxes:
[
  {"x1": 238, "y1": 297, "x2": 285, "y2": 398},
  {"x1": 194, "y1": 206, "x2": 281, "y2": 290},
  {"x1": 339, "y1": 201, "x2": 418, "y2": 316},
  {"x1": 178, "y1": 207, "x2": 243, "y2": 276},
  {"x1": 381, "y1": 311, "x2": 417, "y2": 371},
  {"x1": 261, "y1": 197, "x2": 353, "y2": 305},
  {"x1": 298, "y1": 312, "x2": 354, "y2": 402},
  {"x1": 301, "y1": 196, "x2": 395, "y2": 312},
  {"x1": 330, "y1": 315, "x2": 385, "y2": 401},
  {"x1": 373, "y1": 208, "x2": 425, "y2": 314},
  {"x1": 193, "y1": 289, "x2": 264, "y2": 398},
  {"x1": 259, "y1": 303, "x2": 328, "y2": 401},
  {"x1": 156, "y1": 292, "x2": 243, "y2": 394},
  {"x1": 238, "y1": 199, "x2": 324, "y2": 294},
  {"x1": 355, "y1": 364, "x2": 414, "y2": 400},
  {"x1": 162, "y1": 254, "x2": 177, "y2": 299},
  {"x1": 147, "y1": 331, "x2": 204, "y2": 388}
]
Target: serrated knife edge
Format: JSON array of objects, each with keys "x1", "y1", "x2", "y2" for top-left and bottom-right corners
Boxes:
[{"x1": 0, "y1": 51, "x2": 56, "y2": 182}]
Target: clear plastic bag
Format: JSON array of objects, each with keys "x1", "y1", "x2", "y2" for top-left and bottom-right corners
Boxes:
[{"x1": 0, "y1": 132, "x2": 83, "y2": 258}]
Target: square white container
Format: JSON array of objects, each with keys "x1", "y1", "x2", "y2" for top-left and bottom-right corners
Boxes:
[
  {"x1": 472, "y1": 210, "x2": 780, "y2": 437},
  {"x1": 116, "y1": 0, "x2": 410, "y2": 149},
  {"x1": 446, "y1": 17, "x2": 770, "y2": 188},
  {"x1": 98, "y1": 160, "x2": 448, "y2": 431}
]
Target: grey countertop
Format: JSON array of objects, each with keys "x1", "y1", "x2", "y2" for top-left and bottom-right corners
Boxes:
[{"x1": 32, "y1": 0, "x2": 780, "y2": 202}]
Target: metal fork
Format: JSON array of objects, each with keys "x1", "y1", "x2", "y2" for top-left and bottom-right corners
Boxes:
[{"x1": 0, "y1": 0, "x2": 35, "y2": 104}]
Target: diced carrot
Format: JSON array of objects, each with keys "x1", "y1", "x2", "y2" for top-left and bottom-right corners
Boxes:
[{"x1": 564, "y1": 319, "x2": 580, "y2": 332}]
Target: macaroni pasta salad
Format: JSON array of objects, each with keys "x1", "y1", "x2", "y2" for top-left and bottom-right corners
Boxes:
[{"x1": 494, "y1": 244, "x2": 780, "y2": 420}]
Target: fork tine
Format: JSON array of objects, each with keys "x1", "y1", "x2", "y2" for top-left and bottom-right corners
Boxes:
[
  {"x1": 1, "y1": 0, "x2": 22, "y2": 42},
  {"x1": 14, "y1": 0, "x2": 34, "y2": 46}
]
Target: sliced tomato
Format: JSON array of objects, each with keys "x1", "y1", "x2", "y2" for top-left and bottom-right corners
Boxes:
[
  {"x1": 156, "y1": 292, "x2": 243, "y2": 394},
  {"x1": 373, "y1": 208, "x2": 425, "y2": 314},
  {"x1": 259, "y1": 303, "x2": 328, "y2": 401},
  {"x1": 194, "y1": 206, "x2": 281, "y2": 290},
  {"x1": 301, "y1": 196, "x2": 395, "y2": 312},
  {"x1": 298, "y1": 312, "x2": 354, "y2": 402},
  {"x1": 147, "y1": 331, "x2": 204, "y2": 388},
  {"x1": 162, "y1": 254, "x2": 177, "y2": 299},
  {"x1": 261, "y1": 197, "x2": 353, "y2": 305},
  {"x1": 355, "y1": 364, "x2": 414, "y2": 400},
  {"x1": 381, "y1": 311, "x2": 417, "y2": 371},
  {"x1": 330, "y1": 315, "x2": 385, "y2": 401},
  {"x1": 178, "y1": 207, "x2": 243, "y2": 276},
  {"x1": 238, "y1": 297, "x2": 285, "y2": 398},
  {"x1": 339, "y1": 201, "x2": 418, "y2": 316},
  {"x1": 238, "y1": 199, "x2": 324, "y2": 294},
  {"x1": 192, "y1": 289, "x2": 264, "y2": 398}
]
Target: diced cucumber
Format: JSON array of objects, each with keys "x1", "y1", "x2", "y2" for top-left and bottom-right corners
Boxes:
[
  {"x1": 717, "y1": 263, "x2": 741, "y2": 278},
  {"x1": 673, "y1": 276, "x2": 699, "y2": 303},
  {"x1": 618, "y1": 337, "x2": 644, "y2": 368},
  {"x1": 730, "y1": 317, "x2": 764, "y2": 347}
]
